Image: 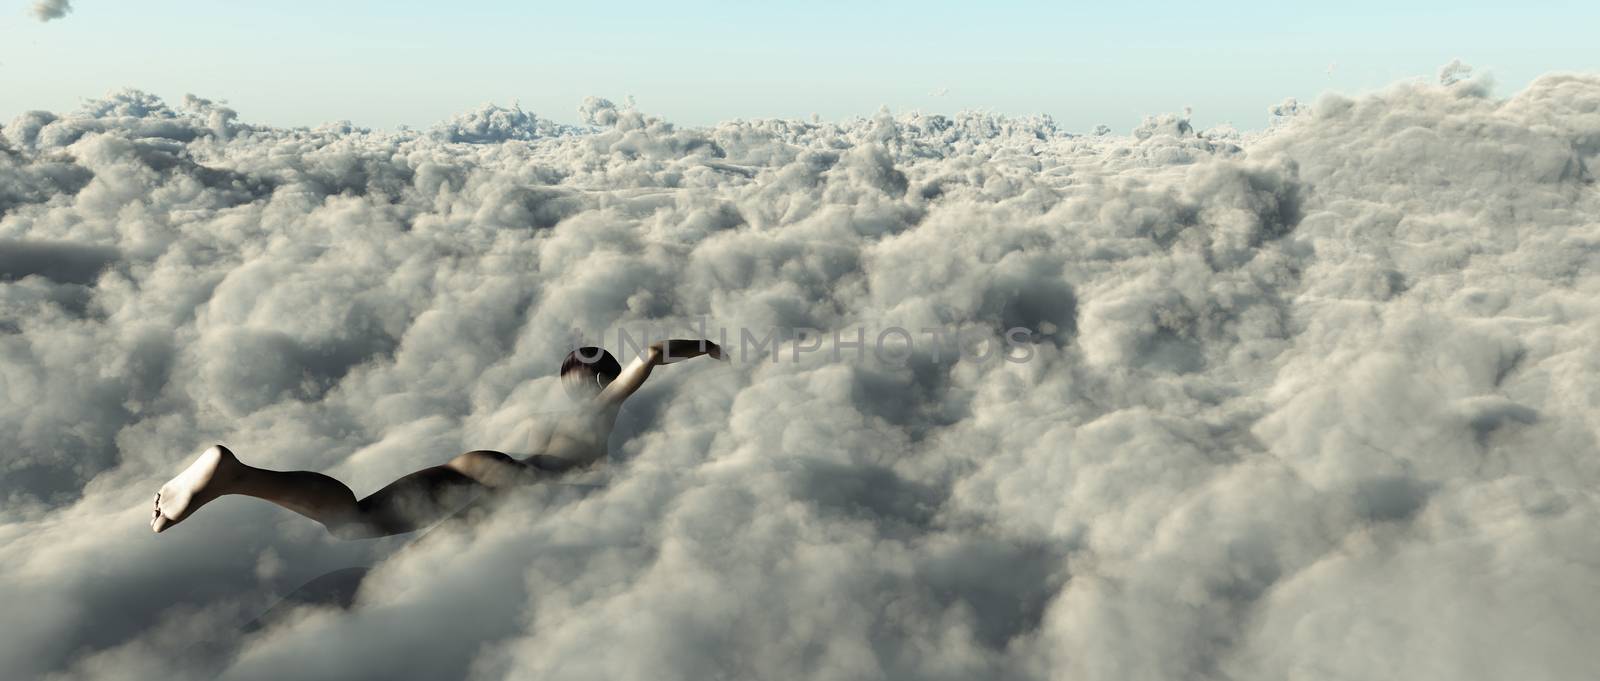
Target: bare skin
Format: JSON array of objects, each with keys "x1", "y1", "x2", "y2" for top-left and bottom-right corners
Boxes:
[{"x1": 152, "y1": 339, "x2": 723, "y2": 539}]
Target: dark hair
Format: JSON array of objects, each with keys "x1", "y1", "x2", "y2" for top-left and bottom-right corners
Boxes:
[{"x1": 561, "y1": 347, "x2": 621, "y2": 399}]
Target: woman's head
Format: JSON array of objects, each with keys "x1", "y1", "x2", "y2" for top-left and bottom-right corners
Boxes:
[{"x1": 560, "y1": 347, "x2": 621, "y2": 399}]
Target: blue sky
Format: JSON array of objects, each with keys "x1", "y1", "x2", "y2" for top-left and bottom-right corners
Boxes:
[{"x1": 3, "y1": 0, "x2": 1597, "y2": 132}]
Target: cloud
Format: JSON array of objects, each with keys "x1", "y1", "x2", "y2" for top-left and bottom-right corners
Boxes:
[
  {"x1": 0, "y1": 239, "x2": 119, "y2": 284},
  {"x1": 429, "y1": 102, "x2": 583, "y2": 144},
  {"x1": 3, "y1": 68, "x2": 1600, "y2": 680},
  {"x1": 31, "y1": 0, "x2": 72, "y2": 22}
]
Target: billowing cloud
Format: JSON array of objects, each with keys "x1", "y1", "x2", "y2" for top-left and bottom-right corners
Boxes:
[
  {"x1": 2, "y1": 68, "x2": 1599, "y2": 680},
  {"x1": 31, "y1": 0, "x2": 72, "y2": 22}
]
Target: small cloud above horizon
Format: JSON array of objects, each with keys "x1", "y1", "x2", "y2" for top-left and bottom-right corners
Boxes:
[{"x1": 31, "y1": 0, "x2": 73, "y2": 22}]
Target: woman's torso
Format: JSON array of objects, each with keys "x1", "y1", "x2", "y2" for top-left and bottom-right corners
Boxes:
[{"x1": 521, "y1": 403, "x2": 619, "y2": 470}]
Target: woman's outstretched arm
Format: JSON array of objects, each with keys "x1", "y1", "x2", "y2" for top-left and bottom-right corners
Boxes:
[{"x1": 595, "y1": 339, "x2": 723, "y2": 406}]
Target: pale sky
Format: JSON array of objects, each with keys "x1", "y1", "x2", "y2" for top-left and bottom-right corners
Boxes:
[{"x1": 4, "y1": 0, "x2": 1598, "y2": 132}]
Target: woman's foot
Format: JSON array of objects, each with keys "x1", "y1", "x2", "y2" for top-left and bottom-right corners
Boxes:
[{"x1": 152, "y1": 444, "x2": 241, "y2": 533}]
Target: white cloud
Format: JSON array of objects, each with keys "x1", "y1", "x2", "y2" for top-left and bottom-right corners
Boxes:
[
  {"x1": 3, "y1": 69, "x2": 1599, "y2": 680},
  {"x1": 31, "y1": 0, "x2": 72, "y2": 22}
]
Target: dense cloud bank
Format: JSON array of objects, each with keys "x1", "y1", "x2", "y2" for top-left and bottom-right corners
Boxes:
[{"x1": 2, "y1": 70, "x2": 1598, "y2": 680}]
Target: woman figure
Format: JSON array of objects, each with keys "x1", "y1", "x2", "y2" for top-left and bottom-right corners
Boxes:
[{"x1": 150, "y1": 340, "x2": 722, "y2": 539}]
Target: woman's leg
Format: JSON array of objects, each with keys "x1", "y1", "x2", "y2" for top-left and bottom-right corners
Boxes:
[
  {"x1": 152, "y1": 445, "x2": 533, "y2": 539},
  {"x1": 340, "y1": 450, "x2": 536, "y2": 538}
]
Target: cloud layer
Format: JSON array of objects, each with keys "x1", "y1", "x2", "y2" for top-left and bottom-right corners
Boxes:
[{"x1": 2, "y1": 68, "x2": 1599, "y2": 680}]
